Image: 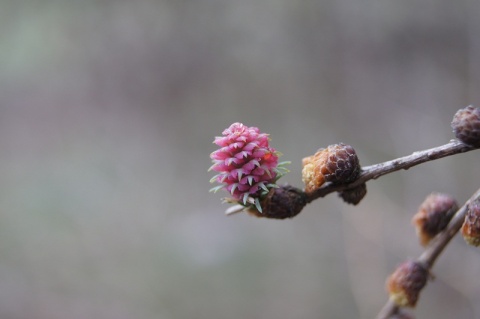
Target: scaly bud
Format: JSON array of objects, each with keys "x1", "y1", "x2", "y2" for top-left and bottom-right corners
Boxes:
[
  {"x1": 339, "y1": 183, "x2": 367, "y2": 205},
  {"x1": 247, "y1": 185, "x2": 307, "y2": 219},
  {"x1": 412, "y1": 193, "x2": 458, "y2": 246},
  {"x1": 461, "y1": 199, "x2": 480, "y2": 246},
  {"x1": 302, "y1": 143, "x2": 360, "y2": 194},
  {"x1": 386, "y1": 261, "x2": 429, "y2": 307},
  {"x1": 451, "y1": 105, "x2": 480, "y2": 147}
]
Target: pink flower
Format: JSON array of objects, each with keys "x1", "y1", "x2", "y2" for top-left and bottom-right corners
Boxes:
[{"x1": 209, "y1": 123, "x2": 282, "y2": 206}]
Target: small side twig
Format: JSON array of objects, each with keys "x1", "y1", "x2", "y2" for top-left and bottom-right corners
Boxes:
[
  {"x1": 376, "y1": 187, "x2": 480, "y2": 319},
  {"x1": 306, "y1": 139, "x2": 476, "y2": 203}
]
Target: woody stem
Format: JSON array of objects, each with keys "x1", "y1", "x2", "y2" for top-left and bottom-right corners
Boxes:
[
  {"x1": 375, "y1": 187, "x2": 480, "y2": 319},
  {"x1": 306, "y1": 139, "x2": 476, "y2": 203}
]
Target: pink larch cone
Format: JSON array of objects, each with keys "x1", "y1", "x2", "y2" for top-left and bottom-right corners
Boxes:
[{"x1": 209, "y1": 123, "x2": 282, "y2": 209}]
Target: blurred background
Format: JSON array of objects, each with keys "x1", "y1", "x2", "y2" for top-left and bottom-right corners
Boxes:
[{"x1": 1, "y1": 0, "x2": 479, "y2": 318}]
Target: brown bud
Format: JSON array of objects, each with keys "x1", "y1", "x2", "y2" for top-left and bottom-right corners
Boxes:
[
  {"x1": 412, "y1": 193, "x2": 458, "y2": 246},
  {"x1": 461, "y1": 199, "x2": 480, "y2": 246},
  {"x1": 248, "y1": 185, "x2": 307, "y2": 219},
  {"x1": 302, "y1": 154, "x2": 325, "y2": 195},
  {"x1": 339, "y1": 183, "x2": 367, "y2": 205},
  {"x1": 451, "y1": 105, "x2": 480, "y2": 147},
  {"x1": 386, "y1": 261, "x2": 429, "y2": 307},
  {"x1": 302, "y1": 143, "x2": 360, "y2": 194}
]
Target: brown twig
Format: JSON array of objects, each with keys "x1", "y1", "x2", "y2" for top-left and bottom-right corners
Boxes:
[
  {"x1": 305, "y1": 139, "x2": 476, "y2": 203},
  {"x1": 375, "y1": 187, "x2": 480, "y2": 319},
  {"x1": 225, "y1": 140, "x2": 476, "y2": 215}
]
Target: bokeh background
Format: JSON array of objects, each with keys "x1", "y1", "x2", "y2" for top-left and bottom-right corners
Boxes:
[{"x1": 1, "y1": 1, "x2": 479, "y2": 318}]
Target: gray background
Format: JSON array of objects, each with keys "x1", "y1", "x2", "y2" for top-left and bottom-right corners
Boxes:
[{"x1": 1, "y1": 0, "x2": 479, "y2": 318}]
